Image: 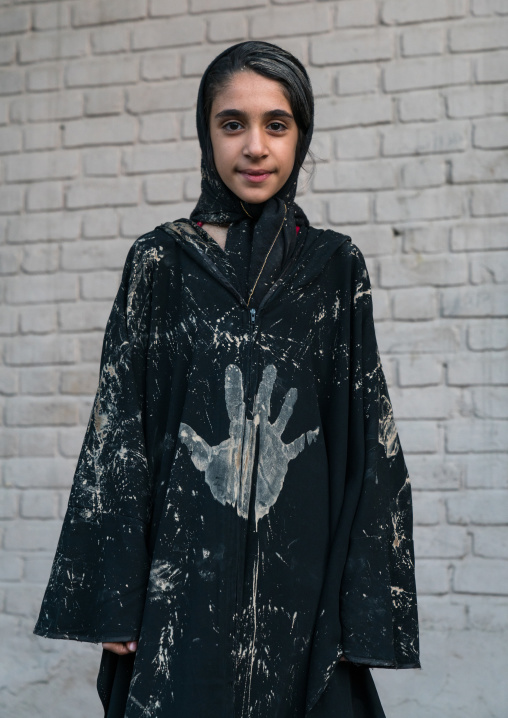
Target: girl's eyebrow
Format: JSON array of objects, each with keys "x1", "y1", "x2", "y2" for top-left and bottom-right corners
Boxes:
[{"x1": 214, "y1": 108, "x2": 294, "y2": 121}]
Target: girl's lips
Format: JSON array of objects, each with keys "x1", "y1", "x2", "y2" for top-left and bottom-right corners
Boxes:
[{"x1": 239, "y1": 171, "x2": 273, "y2": 183}]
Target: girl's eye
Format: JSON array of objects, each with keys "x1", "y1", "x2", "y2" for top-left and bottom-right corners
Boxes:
[
  {"x1": 268, "y1": 122, "x2": 287, "y2": 132},
  {"x1": 223, "y1": 121, "x2": 243, "y2": 132}
]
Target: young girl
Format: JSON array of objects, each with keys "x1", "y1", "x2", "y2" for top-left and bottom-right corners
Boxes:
[{"x1": 34, "y1": 41, "x2": 420, "y2": 717}]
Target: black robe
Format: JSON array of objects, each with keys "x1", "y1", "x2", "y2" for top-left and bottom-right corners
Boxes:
[{"x1": 33, "y1": 219, "x2": 420, "y2": 717}]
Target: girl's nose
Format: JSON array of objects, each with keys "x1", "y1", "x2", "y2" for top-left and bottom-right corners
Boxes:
[{"x1": 243, "y1": 128, "x2": 268, "y2": 158}]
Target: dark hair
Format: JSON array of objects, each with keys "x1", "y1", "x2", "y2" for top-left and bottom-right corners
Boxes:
[{"x1": 201, "y1": 41, "x2": 315, "y2": 178}]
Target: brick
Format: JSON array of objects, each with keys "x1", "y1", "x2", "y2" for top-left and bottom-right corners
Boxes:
[
  {"x1": 65, "y1": 56, "x2": 138, "y2": 88},
  {"x1": 0, "y1": 307, "x2": 18, "y2": 335},
  {"x1": 65, "y1": 179, "x2": 140, "y2": 209},
  {"x1": 21, "y1": 489, "x2": 59, "y2": 519},
  {"x1": 144, "y1": 174, "x2": 183, "y2": 204},
  {"x1": 327, "y1": 193, "x2": 370, "y2": 224},
  {"x1": 0, "y1": 68, "x2": 23, "y2": 95},
  {"x1": 127, "y1": 78, "x2": 199, "y2": 113},
  {"x1": 59, "y1": 427, "x2": 90, "y2": 458},
  {"x1": 0, "y1": 488, "x2": 18, "y2": 518},
  {"x1": 183, "y1": 173, "x2": 201, "y2": 202},
  {"x1": 82, "y1": 208, "x2": 118, "y2": 238},
  {"x1": 83, "y1": 149, "x2": 120, "y2": 177},
  {"x1": 383, "y1": 56, "x2": 470, "y2": 93},
  {"x1": 60, "y1": 366, "x2": 101, "y2": 395},
  {"x1": 415, "y1": 525, "x2": 469, "y2": 558},
  {"x1": 0, "y1": 37, "x2": 15, "y2": 65},
  {"x1": 467, "y1": 596, "x2": 508, "y2": 633},
  {"x1": 5, "y1": 150, "x2": 79, "y2": 183},
  {"x1": 190, "y1": 0, "x2": 266, "y2": 10},
  {"x1": 84, "y1": 88, "x2": 124, "y2": 116},
  {"x1": 454, "y1": 558, "x2": 508, "y2": 594},
  {"x1": 0, "y1": 555, "x2": 23, "y2": 582},
  {"x1": 336, "y1": 65, "x2": 378, "y2": 96},
  {"x1": 454, "y1": 279, "x2": 504, "y2": 320},
  {"x1": 24, "y1": 555, "x2": 54, "y2": 583},
  {"x1": 388, "y1": 385, "x2": 459, "y2": 419},
  {"x1": 18, "y1": 428, "x2": 58, "y2": 457},
  {"x1": 21, "y1": 244, "x2": 59, "y2": 274},
  {"x1": 306, "y1": 133, "x2": 332, "y2": 163},
  {"x1": 19, "y1": 367, "x2": 59, "y2": 395},
  {"x1": 451, "y1": 222, "x2": 508, "y2": 251},
  {"x1": 72, "y1": 0, "x2": 147, "y2": 27},
  {"x1": 398, "y1": 90, "x2": 443, "y2": 122},
  {"x1": 408, "y1": 455, "x2": 463, "y2": 490},
  {"x1": 181, "y1": 45, "x2": 231, "y2": 77},
  {"x1": 472, "y1": 0, "x2": 508, "y2": 14},
  {"x1": 396, "y1": 419, "x2": 439, "y2": 453},
  {"x1": 447, "y1": 490, "x2": 508, "y2": 525},
  {"x1": 447, "y1": 352, "x2": 508, "y2": 384},
  {"x1": 181, "y1": 109, "x2": 198, "y2": 139},
  {"x1": 80, "y1": 271, "x2": 122, "y2": 300},
  {"x1": 6, "y1": 398, "x2": 78, "y2": 427},
  {"x1": 400, "y1": 157, "x2": 446, "y2": 188},
  {"x1": 140, "y1": 113, "x2": 179, "y2": 143},
  {"x1": 452, "y1": 150, "x2": 508, "y2": 185},
  {"x1": 0, "y1": 6, "x2": 30, "y2": 35},
  {"x1": 33, "y1": 2, "x2": 70, "y2": 30},
  {"x1": 5, "y1": 335, "x2": 77, "y2": 366},
  {"x1": 417, "y1": 596, "x2": 467, "y2": 630},
  {"x1": 413, "y1": 491, "x2": 443, "y2": 525},
  {"x1": 334, "y1": 127, "x2": 379, "y2": 159},
  {"x1": 314, "y1": 161, "x2": 396, "y2": 192},
  {"x1": 0, "y1": 246, "x2": 21, "y2": 274},
  {"x1": 61, "y1": 239, "x2": 128, "y2": 271},
  {"x1": 446, "y1": 84, "x2": 508, "y2": 118},
  {"x1": 5, "y1": 274, "x2": 77, "y2": 305},
  {"x1": 400, "y1": 26, "x2": 444, "y2": 57},
  {"x1": 7, "y1": 213, "x2": 81, "y2": 243},
  {"x1": 0, "y1": 186, "x2": 23, "y2": 214},
  {"x1": 0, "y1": 126, "x2": 21, "y2": 153},
  {"x1": 64, "y1": 116, "x2": 137, "y2": 148},
  {"x1": 415, "y1": 559, "x2": 451, "y2": 594},
  {"x1": 0, "y1": 366, "x2": 18, "y2": 396},
  {"x1": 468, "y1": 320, "x2": 508, "y2": 351},
  {"x1": 26, "y1": 183, "x2": 64, "y2": 213},
  {"x1": 474, "y1": 118, "x2": 508, "y2": 149},
  {"x1": 382, "y1": 121, "x2": 468, "y2": 156},
  {"x1": 91, "y1": 25, "x2": 130, "y2": 55},
  {"x1": 149, "y1": 0, "x2": 187, "y2": 16},
  {"x1": 23, "y1": 124, "x2": 61, "y2": 152},
  {"x1": 474, "y1": 527, "x2": 508, "y2": 558},
  {"x1": 10, "y1": 90, "x2": 83, "y2": 123},
  {"x1": 118, "y1": 205, "x2": 177, "y2": 238},
  {"x1": 398, "y1": 355, "x2": 443, "y2": 386},
  {"x1": 380, "y1": 253, "x2": 467, "y2": 287},
  {"x1": 470, "y1": 251, "x2": 508, "y2": 284},
  {"x1": 391, "y1": 283, "x2": 435, "y2": 319},
  {"x1": 475, "y1": 50, "x2": 508, "y2": 82},
  {"x1": 19, "y1": 304, "x2": 56, "y2": 334},
  {"x1": 447, "y1": 419, "x2": 508, "y2": 452},
  {"x1": 449, "y1": 19, "x2": 508, "y2": 52},
  {"x1": 207, "y1": 12, "x2": 247, "y2": 42},
  {"x1": 141, "y1": 51, "x2": 179, "y2": 82},
  {"x1": 79, "y1": 333, "x2": 105, "y2": 363},
  {"x1": 4, "y1": 521, "x2": 62, "y2": 551},
  {"x1": 251, "y1": 4, "x2": 330, "y2": 38},
  {"x1": 26, "y1": 65, "x2": 62, "y2": 93},
  {"x1": 335, "y1": 0, "x2": 377, "y2": 28},
  {"x1": 473, "y1": 184, "x2": 508, "y2": 216},
  {"x1": 310, "y1": 28, "x2": 393, "y2": 66},
  {"x1": 58, "y1": 302, "x2": 110, "y2": 332},
  {"x1": 377, "y1": 322, "x2": 460, "y2": 353},
  {"x1": 123, "y1": 143, "x2": 199, "y2": 174},
  {"x1": 315, "y1": 95, "x2": 392, "y2": 131},
  {"x1": 350, "y1": 227, "x2": 397, "y2": 258},
  {"x1": 19, "y1": 30, "x2": 88, "y2": 64},
  {"x1": 382, "y1": 0, "x2": 467, "y2": 24},
  {"x1": 375, "y1": 187, "x2": 463, "y2": 222},
  {"x1": 131, "y1": 17, "x2": 204, "y2": 51},
  {"x1": 472, "y1": 386, "x2": 508, "y2": 418}
]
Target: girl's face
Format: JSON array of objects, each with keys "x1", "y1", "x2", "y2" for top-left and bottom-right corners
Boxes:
[{"x1": 209, "y1": 70, "x2": 299, "y2": 205}]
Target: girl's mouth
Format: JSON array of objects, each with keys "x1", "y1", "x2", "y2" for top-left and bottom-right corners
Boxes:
[{"x1": 239, "y1": 171, "x2": 273, "y2": 183}]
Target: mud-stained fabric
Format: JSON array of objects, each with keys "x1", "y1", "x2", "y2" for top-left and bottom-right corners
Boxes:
[{"x1": 34, "y1": 219, "x2": 420, "y2": 717}]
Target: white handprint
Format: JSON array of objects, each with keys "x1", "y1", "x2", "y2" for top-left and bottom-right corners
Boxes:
[{"x1": 178, "y1": 363, "x2": 319, "y2": 527}]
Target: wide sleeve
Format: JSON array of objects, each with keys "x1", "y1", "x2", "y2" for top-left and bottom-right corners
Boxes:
[
  {"x1": 33, "y1": 237, "x2": 155, "y2": 643},
  {"x1": 339, "y1": 248, "x2": 420, "y2": 669}
]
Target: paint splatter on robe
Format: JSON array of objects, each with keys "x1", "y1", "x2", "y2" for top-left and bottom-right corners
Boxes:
[{"x1": 33, "y1": 219, "x2": 420, "y2": 717}]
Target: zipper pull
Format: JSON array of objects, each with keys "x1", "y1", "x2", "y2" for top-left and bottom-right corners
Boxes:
[{"x1": 250, "y1": 307, "x2": 256, "y2": 324}]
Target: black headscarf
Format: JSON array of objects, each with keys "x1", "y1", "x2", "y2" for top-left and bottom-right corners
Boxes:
[{"x1": 189, "y1": 42, "x2": 314, "y2": 309}]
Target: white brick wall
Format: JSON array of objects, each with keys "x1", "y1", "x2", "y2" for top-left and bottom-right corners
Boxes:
[{"x1": 0, "y1": 1, "x2": 507, "y2": 716}]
